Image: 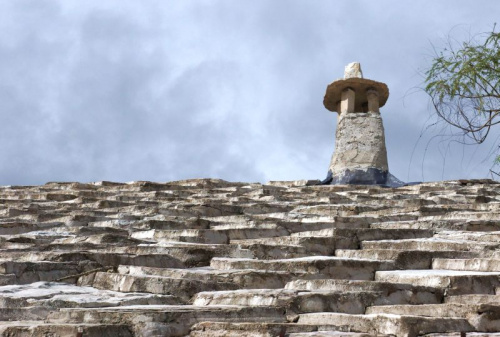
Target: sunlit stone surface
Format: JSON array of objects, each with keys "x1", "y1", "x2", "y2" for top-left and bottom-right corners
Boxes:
[{"x1": 0, "y1": 178, "x2": 499, "y2": 336}]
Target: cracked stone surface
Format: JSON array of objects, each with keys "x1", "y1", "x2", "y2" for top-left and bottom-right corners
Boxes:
[
  {"x1": 329, "y1": 112, "x2": 389, "y2": 176},
  {"x1": 0, "y1": 178, "x2": 500, "y2": 336}
]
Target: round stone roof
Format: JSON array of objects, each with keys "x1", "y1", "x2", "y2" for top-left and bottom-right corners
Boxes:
[{"x1": 323, "y1": 77, "x2": 389, "y2": 113}]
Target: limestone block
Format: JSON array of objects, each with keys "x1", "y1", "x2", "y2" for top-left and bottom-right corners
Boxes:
[
  {"x1": 366, "y1": 303, "x2": 500, "y2": 333},
  {"x1": 0, "y1": 323, "x2": 133, "y2": 337},
  {"x1": 375, "y1": 270, "x2": 500, "y2": 295},
  {"x1": 329, "y1": 112, "x2": 389, "y2": 185},
  {"x1": 120, "y1": 265, "x2": 296, "y2": 289},
  {"x1": 298, "y1": 313, "x2": 474, "y2": 337},
  {"x1": 210, "y1": 256, "x2": 395, "y2": 280},
  {"x1": 285, "y1": 279, "x2": 443, "y2": 305},
  {"x1": 344, "y1": 62, "x2": 363, "y2": 79},
  {"x1": 190, "y1": 322, "x2": 318, "y2": 337},
  {"x1": 432, "y1": 258, "x2": 500, "y2": 272},
  {"x1": 87, "y1": 272, "x2": 238, "y2": 300},
  {"x1": 287, "y1": 332, "x2": 374, "y2": 337}
]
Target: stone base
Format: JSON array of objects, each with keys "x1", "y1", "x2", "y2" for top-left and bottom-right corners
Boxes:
[{"x1": 321, "y1": 169, "x2": 408, "y2": 187}]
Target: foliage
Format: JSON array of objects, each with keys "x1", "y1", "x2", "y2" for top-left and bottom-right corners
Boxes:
[{"x1": 425, "y1": 28, "x2": 500, "y2": 144}]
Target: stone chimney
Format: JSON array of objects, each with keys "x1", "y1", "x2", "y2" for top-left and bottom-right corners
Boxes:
[{"x1": 322, "y1": 62, "x2": 396, "y2": 186}]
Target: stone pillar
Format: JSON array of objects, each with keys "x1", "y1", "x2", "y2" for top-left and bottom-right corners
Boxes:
[
  {"x1": 340, "y1": 88, "x2": 355, "y2": 113},
  {"x1": 366, "y1": 89, "x2": 380, "y2": 113},
  {"x1": 322, "y1": 62, "x2": 394, "y2": 185},
  {"x1": 328, "y1": 111, "x2": 389, "y2": 184}
]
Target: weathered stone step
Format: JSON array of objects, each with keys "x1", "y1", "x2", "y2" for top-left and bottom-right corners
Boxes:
[
  {"x1": 288, "y1": 204, "x2": 387, "y2": 217},
  {"x1": 76, "y1": 252, "x2": 186, "y2": 269},
  {"x1": 419, "y1": 211, "x2": 500, "y2": 222},
  {"x1": 369, "y1": 219, "x2": 460, "y2": 230},
  {"x1": 211, "y1": 220, "x2": 338, "y2": 234},
  {"x1": 375, "y1": 270, "x2": 500, "y2": 295},
  {"x1": 366, "y1": 303, "x2": 474, "y2": 316},
  {"x1": 1, "y1": 232, "x2": 72, "y2": 246},
  {"x1": 239, "y1": 202, "x2": 295, "y2": 215},
  {"x1": 291, "y1": 228, "x2": 434, "y2": 241},
  {"x1": 285, "y1": 279, "x2": 443, "y2": 305},
  {"x1": 417, "y1": 205, "x2": 491, "y2": 216},
  {"x1": 48, "y1": 305, "x2": 287, "y2": 337},
  {"x1": 335, "y1": 249, "x2": 479, "y2": 269},
  {"x1": 79, "y1": 271, "x2": 238, "y2": 300},
  {"x1": 190, "y1": 322, "x2": 313, "y2": 337},
  {"x1": 223, "y1": 227, "x2": 290, "y2": 241},
  {"x1": 0, "y1": 307, "x2": 50, "y2": 321},
  {"x1": 1, "y1": 178, "x2": 500, "y2": 336},
  {"x1": 49, "y1": 213, "x2": 113, "y2": 227},
  {"x1": 0, "y1": 221, "x2": 60, "y2": 235},
  {"x1": 118, "y1": 265, "x2": 300, "y2": 289},
  {"x1": 0, "y1": 274, "x2": 16, "y2": 285},
  {"x1": 192, "y1": 289, "x2": 298, "y2": 307},
  {"x1": 459, "y1": 220, "x2": 500, "y2": 232},
  {"x1": 190, "y1": 322, "x2": 377, "y2": 337},
  {"x1": 445, "y1": 294, "x2": 500, "y2": 304},
  {"x1": 232, "y1": 236, "x2": 358, "y2": 255},
  {"x1": 192, "y1": 289, "x2": 379, "y2": 314},
  {"x1": 45, "y1": 242, "x2": 252, "y2": 266},
  {"x1": 366, "y1": 303, "x2": 500, "y2": 332},
  {"x1": 248, "y1": 214, "x2": 373, "y2": 226},
  {"x1": 131, "y1": 227, "x2": 297, "y2": 244},
  {"x1": 211, "y1": 257, "x2": 395, "y2": 280},
  {"x1": 0, "y1": 322, "x2": 133, "y2": 337},
  {"x1": 280, "y1": 220, "x2": 361, "y2": 232},
  {"x1": 238, "y1": 242, "x2": 313, "y2": 259},
  {"x1": 100, "y1": 248, "x2": 243, "y2": 268},
  {"x1": 433, "y1": 258, "x2": 500, "y2": 271},
  {"x1": 0, "y1": 260, "x2": 100, "y2": 284},
  {"x1": 366, "y1": 213, "x2": 419, "y2": 223},
  {"x1": 371, "y1": 219, "x2": 500, "y2": 232},
  {"x1": 287, "y1": 332, "x2": 377, "y2": 337},
  {"x1": 131, "y1": 229, "x2": 230, "y2": 244},
  {"x1": 361, "y1": 238, "x2": 500, "y2": 251},
  {"x1": 423, "y1": 333, "x2": 500, "y2": 337},
  {"x1": 0, "y1": 281, "x2": 181, "y2": 309},
  {"x1": 0, "y1": 248, "x2": 197, "y2": 268},
  {"x1": 297, "y1": 312, "x2": 474, "y2": 337},
  {"x1": 57, "y1": 233, "x2": 147, "y2": 247},
  {"x1": 434, "y1": 231, "x2": 500, "y2": 242},
  {"x1": 129, "y1": 217, "x2": 211, "y2": 231}
]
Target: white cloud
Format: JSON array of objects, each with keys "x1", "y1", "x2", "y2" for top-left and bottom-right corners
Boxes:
[{"x1": 0, "y1": 0, "x2": 499, "y2": 185}]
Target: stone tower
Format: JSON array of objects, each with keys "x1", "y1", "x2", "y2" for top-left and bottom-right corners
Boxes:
[{"x1": 323, "y1": 62, "x2": 394, "y2": 186}]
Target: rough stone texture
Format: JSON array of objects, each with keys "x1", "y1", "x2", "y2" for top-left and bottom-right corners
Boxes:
[
  {"x1": 329, "y1": 111, "x2": 388, "y2": 172},
  {"x1": 0, "y1": 178, "x2": 499, "y2": 336},
  {"x1": 327, "y1": 112, "x2": 390, "y2": 186},
  {"x1": 344, "y1": 62, "x2": 363, "y2": 79},
  {"x1": 323, "y1": 64, "x2": 396, "y2": 186}
]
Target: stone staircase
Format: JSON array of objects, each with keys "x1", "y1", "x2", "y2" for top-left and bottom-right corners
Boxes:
[{"x1": 0, "y1": 178, "x2": 499, "y2": 336}]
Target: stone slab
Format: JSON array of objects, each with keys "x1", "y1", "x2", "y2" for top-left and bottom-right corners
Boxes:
[
  {"x1": 285, "y1": 279, "x2": 443, "y2": 305},
  {"x1": 375, "y1": 270, "x2": 500, "y2": 295},
  {"x1": 298, "y1": 313, "x2": 474, "y2": 337},
  {"x1": 432, "y1": 258, "x2": 500, "y2": 272},
  {"x1": 211, "y1": 257, "x2": 395, "y2": 280}
]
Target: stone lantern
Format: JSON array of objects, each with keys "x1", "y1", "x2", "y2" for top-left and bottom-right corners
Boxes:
[{"x1": 322, "y1": 62, "x2": 401, "y2": 186}]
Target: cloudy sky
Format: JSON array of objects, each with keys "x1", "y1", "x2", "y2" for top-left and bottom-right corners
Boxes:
[{"x1": 0, "y1": 0, "x2": 499, "y2": 185}]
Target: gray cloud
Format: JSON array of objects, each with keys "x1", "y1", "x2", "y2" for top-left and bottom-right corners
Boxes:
[{"x1": 0, "y1": 0, "x2": 499, "y2": 185}]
